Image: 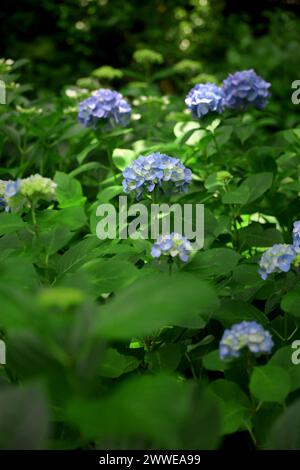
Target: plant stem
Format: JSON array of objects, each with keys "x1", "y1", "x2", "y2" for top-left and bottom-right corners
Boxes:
[
  {"x1": 31, "y1": 203, "x2": 39, "y2": 238},
  {"x1": 185, "y1": 352, "x2": 197, "y2": 380}
]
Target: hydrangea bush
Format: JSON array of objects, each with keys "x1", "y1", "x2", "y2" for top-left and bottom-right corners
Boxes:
[{"x1": 0, "y1": 59, "x2": 300, "y2": 451}]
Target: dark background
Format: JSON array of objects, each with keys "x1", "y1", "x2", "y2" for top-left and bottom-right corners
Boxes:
[{"x1": 1, "y1": 0, "x2": 300, "y2": 93}]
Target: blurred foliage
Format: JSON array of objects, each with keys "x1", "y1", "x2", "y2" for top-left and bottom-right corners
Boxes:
[
  {"x1": 1, "y1": 0, "x2": 300, "y2": 452},
  {"x1": 3, "y1": 0, "x2": 300, "y2": 99}
]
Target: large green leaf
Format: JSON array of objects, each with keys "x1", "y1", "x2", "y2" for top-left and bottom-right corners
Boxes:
[
  {"x1": 54, "y1": 172, "x2": 86, "y2": 208},
  {"x1": 38, "y1": 206, "x2": 87, "y2": 231},
  {"x1": 213, "y1": 300, "x2": 268, "y2": 327},
  {"x1": 222, "y1": 173, "x2": 273, "y2": 205},
  {"x1": 208, "y1": 379, "x2": 251, "y2": 435},
  {"x1": 79, "y1": 259, "x2": 140, "y2": 294},
  {"x1": 238, "y1": 223, "x2": 284, "y2": 249},
  {"x1": 250, "y1": 365, "x2": 291, "y2": 403},
  {"x1": 241, "y1": 172, "x2": 273, "y2": 203},
  {"x1": 186, "y1": 248, "x2": 240, "y2": 278},
  {"x1": 66, "y1": 374, "x2": 220, "y2": 449},
  {"x1": 266, "y1": 398, "x2": 300, "y2": 449},
  {"x1": 99, "y1": 348, "x2": 140, "y2": 378},
  {"x1": 0, "y1": 212, "x2": 26, "y2": 236},
  {"x1": 93, "y1": 273, "x2": 219, "y2": 339},
  {"x1": 281, "y1": 288, "x2": 300, "y2": 317},
  {"x1": 222, "y1": 185, "x2": 250, "y2": 205},
  {"x1": 56, "y1": 237, "x2": 101, "y2": 277}
]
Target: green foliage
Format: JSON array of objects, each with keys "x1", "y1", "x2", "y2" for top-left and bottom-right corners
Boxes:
[{"x1": 1, "y1": 4, "x2": 300, "y2": 452}]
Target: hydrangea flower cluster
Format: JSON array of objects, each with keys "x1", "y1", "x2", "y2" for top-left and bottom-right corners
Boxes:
[
  {"x1": 185, "y1": 69, "x2": 270, "y2": 118},
  {"x1": 292, "y1": 220, "x2": 300, "y2": 252},
  {"x1": 258, "y1": 220, "x2": 300, "y2": 279},
  {"x1": 78, "y1": 89, "x2": 131, "y2": 129},
  {"x1": 151, "y1": 233, "x2": 193, "y2": 262},
  {"x1": 185, "y1": 83, "x2": 224, "y2": 118},
  {"x1": 219, "y1": 321, "x2": 274, "y2": 360},
  {"x1": 0, "y1": 174, "x2": 57, "y2": 212},
  {"x1": 222, "y1": 69, "x2": 271, "y2": 110},
  {"x1": 258, "y1": 244, "x2": 296, "y2": 280},
  {"x1": 21, "y1": 174, "x2": 57, "y2": 199},
  {"x1": 122, "y1": 153, "x2": 192, "y2": 199}
]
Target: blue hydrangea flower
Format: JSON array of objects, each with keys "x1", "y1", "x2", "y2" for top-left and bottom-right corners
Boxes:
[
  {"x1": 223, "y1": 69, "x2": 271, "y2": 110},
  {"x1": 185, "y1": 83, "x2": 224, "y2": 118},
  {"x1": 151, "y1": 233, "x2": 193, "y2": 262},
  {"x1": 122, "y1": 152, "x2": 192, "y2": 199},
  {"x1": 78, "y1": 89, "x2": 131, "y2": 129},
  {"x1": 5, "y1": 179, "x2": 20, "y2": 197},
  {"x1": 219, "y1": 321, "x2": 274, "y2": 360},
  {"x1": 292, "y1": 220, "x2": 300, "y2": 251},
  {"x1": 258, "y1": 244, "x2": 296, "y2": 280}
]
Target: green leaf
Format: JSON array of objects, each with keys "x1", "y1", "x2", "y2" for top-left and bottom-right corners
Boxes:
[
  {"x1": 0, "y1": 285, "x2": 38, "y2": 330},
  {"x1": 76, "y1": 140, "x2": 99, "y2": 164},
  {"x1": 214, "y1": 125, "x2": 233, "y2": 146},
  {"x1": 6, "y1": 331, "x2": 67, "y2": 380},
  {"x1": 79, "y1": 259, "x2": 140, "y2": 294},
  {"x1": 97, "y1": 185, "x2": 124, "y2": 203},
  {"x1": 213, "y1": 300, "x2": 268, "y2": 327},
  {"x1": 54, "y1": 172, "x2": 86, "y2": 208},
  {"x1": 266, "y1": 398, "x2": 300, "y2": 449},
  {"x1": 222, "y1": 185, "x2": 250, "y2": 205},
  {"x1": 0, "y1": 384, "x2": 49, "y2": 450},
  {"x1": 238, "y1": 224, "x2": 284, "y2": 249},
  {"x1": 246, "y1": 146, "x2": 278, "y2": 173},
  {"x1": 186, "y1": 248, "x2": 240, "y2": 278},
  {"x1": 56, "y1": 237, "x2": 100, "y2": 277},
  {"x1": 93, "y1": 273, "x2": 219, "y2": 339},
  {"x1": 241, "y1": 172, "x2": 273, "y2": 204},
  {"x1": 38, "y1": 225, "x2": 73, "y2": 255},
  {"x1": 250, "y1": 365, "x2": 291, "y2": 403},
  {"x1": 208, "y1": 379, "x2": 251, "y2": 435},
  {"x1": 235, "y1": 124, "x2": 255, "y2": 144},
  {"x1": 99, "y1": 348, "x2": 140, "y2": 378},
  {"x1": 173, "y1": 121, "x2": 206, "y2": 146},
  {"x1": 0, "y1": 213, "x2": 26, "y2": 236},
  {"x1": 112, "y1": 148, "x2": 136, "y2": 170},
  {"x1": 203, "y1": 350, "x2": 230, "y2": 372},
  {"x1": 281, "y1": 289, "x2": 300, "y2": 317},
  {"x1": 38, "y1": 207, "x2": 87, "y2": 231},
  {"x1": 65, "y1": 374, "x2": 220, "y2": 449},
  {"x1": 269, "y1": 346, "x2": 300, "y2": 393},
  {"x1": 0, "y1": 255, "x2": 38, "y2": 290},
  {"x1": 222, "y1": 173, "x2": 273, "y2": 205},
  {"x1": 145, "y1": 344, "x2": 183, "y2": 372},
  {"x1": 69, "y1": 162, "x2": 101, "y2": 178},
  {"x1": 0, "y1": 125, "x2": 21, "y2": 148},
  {"x1": 232, "y1": 264, "x2": 263, "y2": 286}
]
